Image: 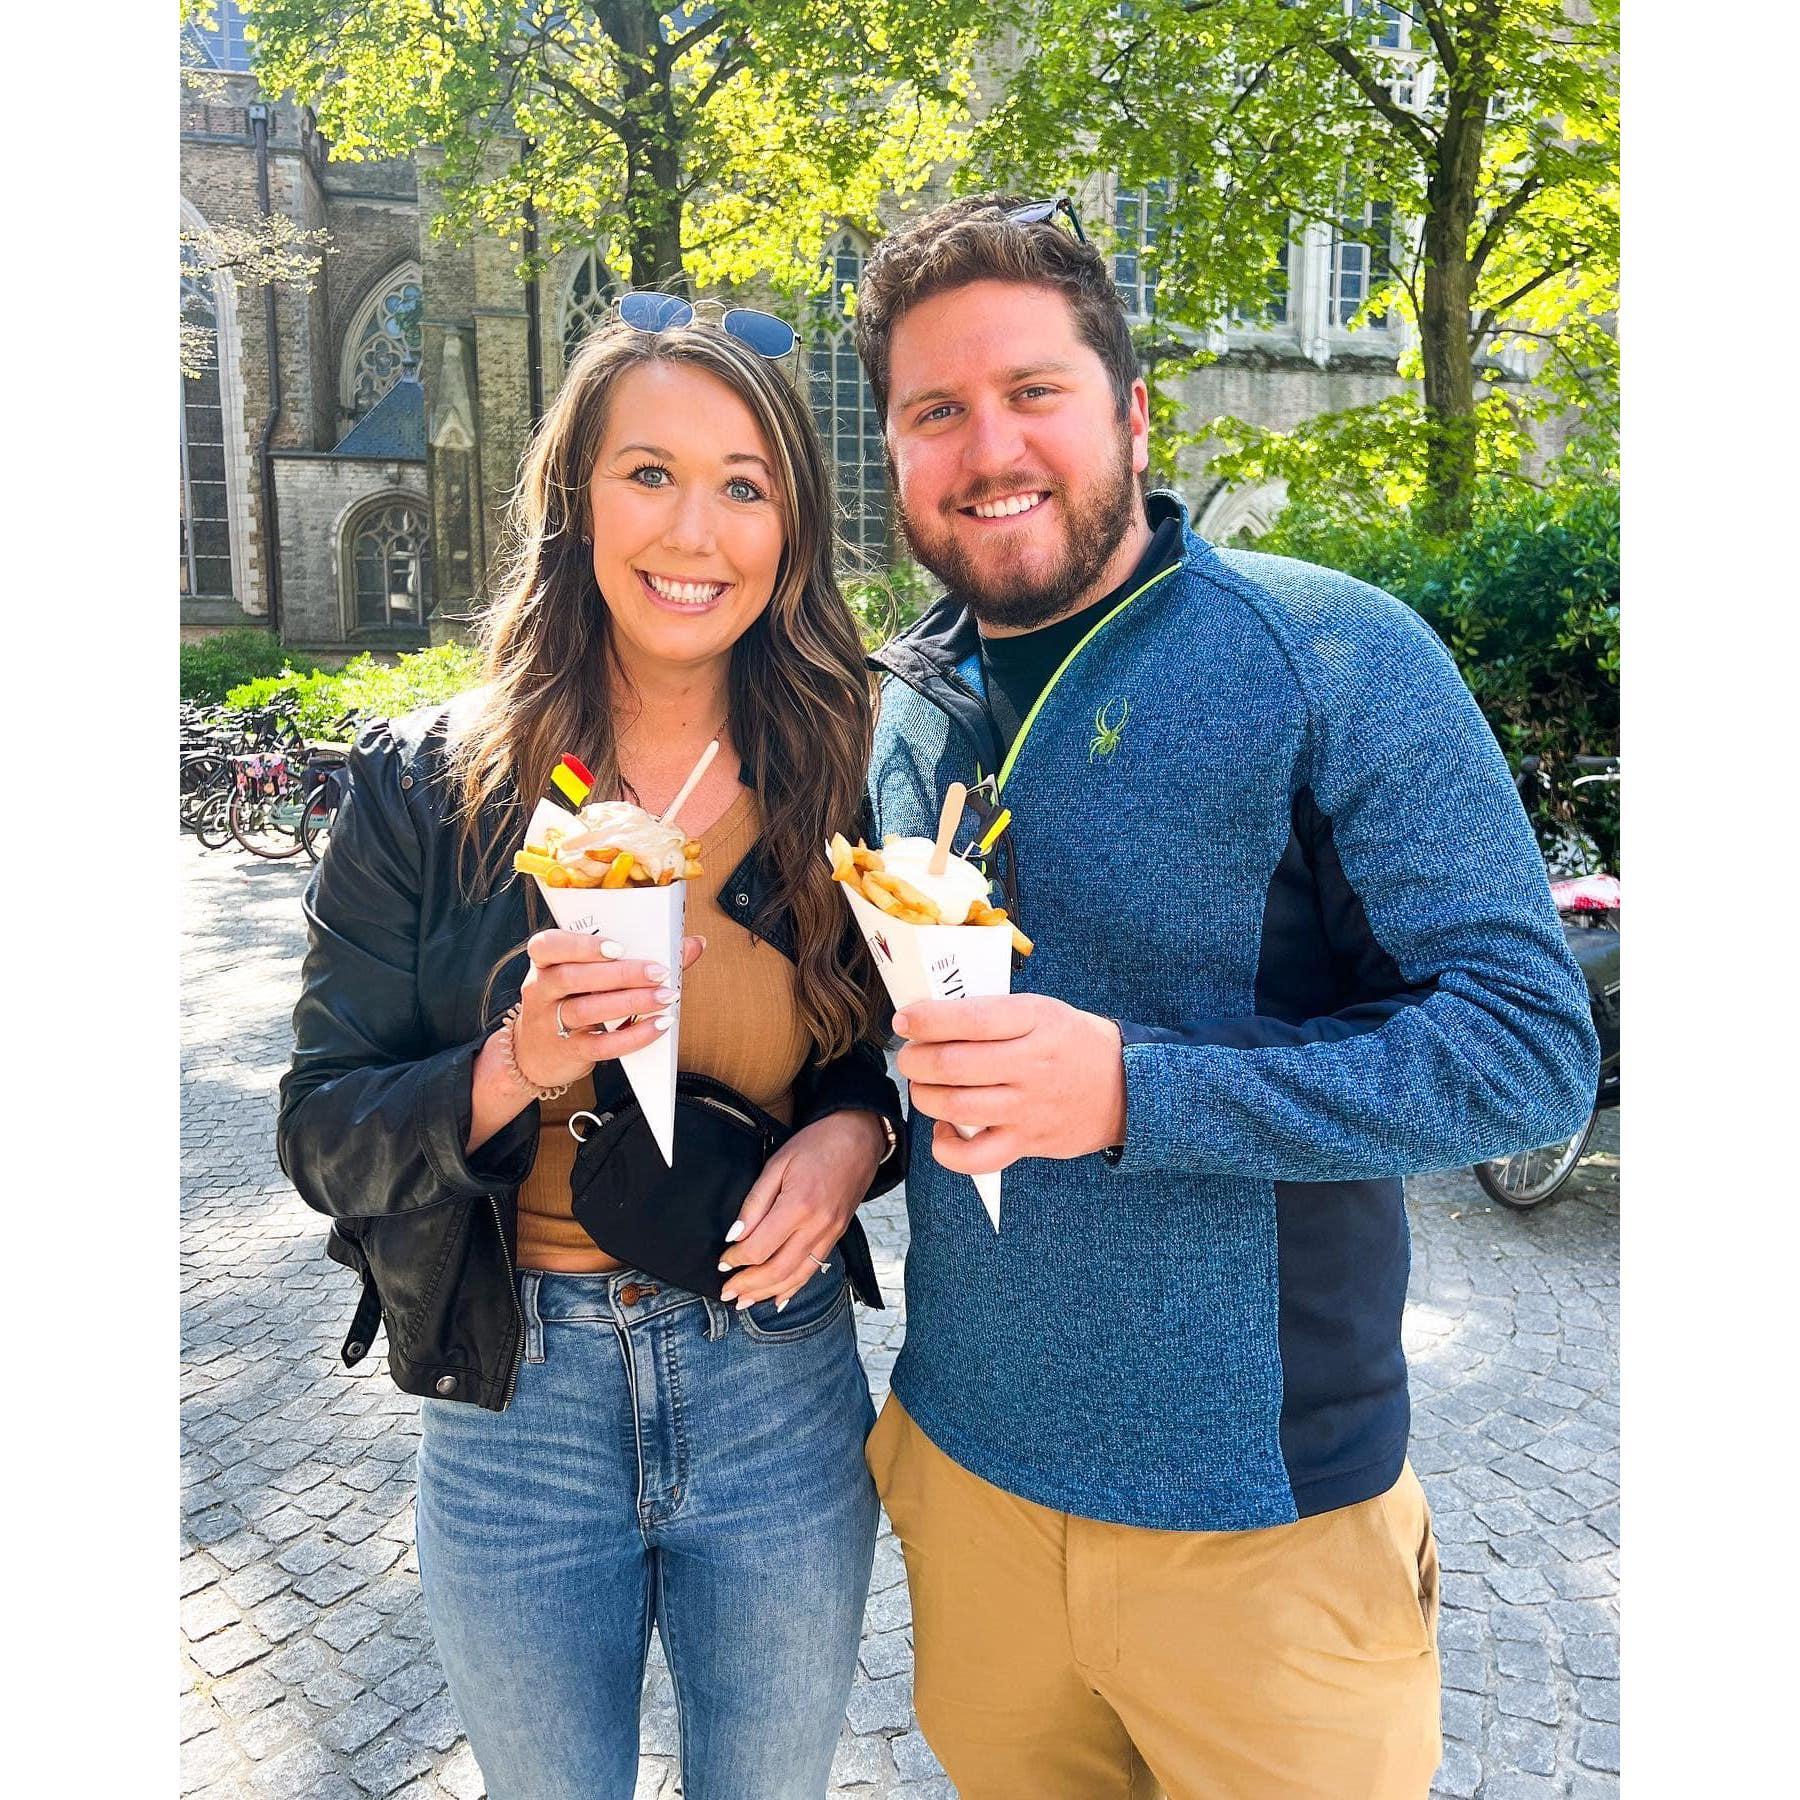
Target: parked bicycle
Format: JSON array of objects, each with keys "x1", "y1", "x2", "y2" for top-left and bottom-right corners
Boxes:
[
  {"x1": 225, "y1": 710, "x2": 362, "y2": 861},
  {"x1": 1472, "y1": 757, "x2": 1620, "y2": 1209}
]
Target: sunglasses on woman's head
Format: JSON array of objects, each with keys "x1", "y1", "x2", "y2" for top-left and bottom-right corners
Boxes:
[
  {"x1": 615, "y1": 291, "x2": 798, "y2": 359},
  {"x1": 1005, "y1": 197, "x2": 1088, "y2": 245}
]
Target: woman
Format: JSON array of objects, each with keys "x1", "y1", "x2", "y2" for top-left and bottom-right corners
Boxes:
[{"x1": 277, "y1": 309, "x2": 906, "y2": 1800}]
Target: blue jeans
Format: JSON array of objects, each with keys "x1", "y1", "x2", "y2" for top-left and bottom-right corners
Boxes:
[{"x1": 415, "y1": 1264, "x2": 879, "y2": 1800}]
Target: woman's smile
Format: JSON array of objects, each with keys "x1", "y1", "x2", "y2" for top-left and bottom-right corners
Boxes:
[{"x1": 636, "y1": 569, "x2": 733, "y2": 613}]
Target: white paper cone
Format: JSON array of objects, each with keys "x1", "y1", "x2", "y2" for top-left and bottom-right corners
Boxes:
[
  {"x1": 537, "y1": 880, "x2": 686, "y2": 1167},
  {"x1": 842, "y1": 885, "x2": 1013, "y2": 1230}
]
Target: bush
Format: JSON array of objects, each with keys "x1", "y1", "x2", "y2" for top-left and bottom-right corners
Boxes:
[
  {"x1": 224, "y1": 643, "x2": 485, "y2": 739},
  {"x1": 1253, "y1": 480, "x2": 1620, "y2": 870},
  {"x1": 180, "y1": 629, "x2": 314, "y2": 704}
]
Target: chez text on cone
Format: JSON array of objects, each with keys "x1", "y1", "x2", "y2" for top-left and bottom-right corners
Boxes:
[{"x1": 843, "y1": 884, "x2": 1013, "y2": 1230}]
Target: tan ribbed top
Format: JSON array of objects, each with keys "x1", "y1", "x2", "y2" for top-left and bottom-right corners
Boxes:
[{"x1": 515, "y1": 787, "x2": 813, "y2": 1271}]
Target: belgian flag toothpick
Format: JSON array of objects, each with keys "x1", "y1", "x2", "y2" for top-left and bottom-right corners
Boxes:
[{"x1": 547, "y1": 752, "x2": 594, "y2": 811}]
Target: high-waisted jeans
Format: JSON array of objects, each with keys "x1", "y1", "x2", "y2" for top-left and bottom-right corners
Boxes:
[{"x1": 414, "y1": 1264, "x2": 879, "y2": 1800}]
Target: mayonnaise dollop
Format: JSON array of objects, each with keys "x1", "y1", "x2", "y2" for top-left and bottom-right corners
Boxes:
[
  {"x1": 555, "y1": 799, "x2": 691, "y2": 881},
  {"x1": 876, "y1": 835, "x2": 993, "y2": 925}
]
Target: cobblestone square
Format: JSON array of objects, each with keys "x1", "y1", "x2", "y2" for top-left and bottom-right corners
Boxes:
[{"x1": 182, "y1": 837, "x2": 1619, "y2": 1799}]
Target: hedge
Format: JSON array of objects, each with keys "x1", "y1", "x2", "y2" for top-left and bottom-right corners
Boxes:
[
  {"x1": 1253, "y1": 479, "x2": 1620, "y2": 871},
  {"x1": 224, "y1": 643, "x2": 484, "y2": 739},
  {"x1": 180, "y1": 629, "x2": 314, "y2": 704}
]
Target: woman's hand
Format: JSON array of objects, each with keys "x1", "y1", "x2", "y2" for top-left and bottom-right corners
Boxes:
[
  {"x1": 514, "y1": 928, "x2": 706, "y2": 1089},
  {"x1": 717, "y1": 1111, "x2": 888, "y2": 1311}
]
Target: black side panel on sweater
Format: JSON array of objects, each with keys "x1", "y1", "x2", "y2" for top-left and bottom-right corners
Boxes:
[{"x1": 1264, "y1": 788, "x2": 1423, "y2": 1513}]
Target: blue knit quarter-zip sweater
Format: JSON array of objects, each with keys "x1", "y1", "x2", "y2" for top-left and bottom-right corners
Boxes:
[{"x1": 867, "y1": 493, "x2": 1600, "y2": 1532}]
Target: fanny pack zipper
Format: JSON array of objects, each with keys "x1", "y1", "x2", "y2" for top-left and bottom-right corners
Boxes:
[{"x1": 691, "y1": 1092, "x2": 759, "y2": 1132}]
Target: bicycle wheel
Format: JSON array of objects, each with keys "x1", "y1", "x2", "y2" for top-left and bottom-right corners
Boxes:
[
  {"x1": 229, "y1": 784, "x2": 308, "y2": 859},
  {"x1": 193, "y1": 788, "x2": 235, "y2": 851},
  {"x1": 180, "y1": 753, "x2": 231, "y2": 832},
  {"x1": 299, "y1": 785, "x2": 339, "y2": 863},
  {"x1": 1473, "y1": 1111, "x2": 1598, "y2": 1210}
]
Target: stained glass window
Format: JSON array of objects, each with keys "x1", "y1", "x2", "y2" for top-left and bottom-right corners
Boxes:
[
  {"x1": 350, "y1": 278, "x2": 423, "y2": 418},
  {"x1": 562, "y1": 250, "x2": 616, "y2": 363},
  {"x1": 349, "y1": 502, "x2": 431, "y2": 630},
  {"x1": 180, "y1": 266, "x2": 234, "y2": 599},
  {"x1": 807, "y1": 232, "x2": 888, "y2": 568}
]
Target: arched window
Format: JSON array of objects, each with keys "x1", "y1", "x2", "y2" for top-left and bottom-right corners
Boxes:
[
  {"x1": 561, "y1": 250, "x2": 617, "y2": 364},
  {"x1": 1197, "y1": 480, "x2": 1288, "y2": 545},
  {"x1": 343, "y1": 270, "x2": 424, "y2": 421},
  {"x1": 181, "y1": 263, "x2": 234, "y2": 598},
  {"x1": 807, "y1": 231, "x2": 888, "y2": 568},
  {"x1": 346, "y1": 500, "x2": 432, "y2": 631}
]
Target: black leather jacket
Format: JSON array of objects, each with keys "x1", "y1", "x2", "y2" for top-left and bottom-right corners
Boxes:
[{"x1": 276, "y1": 701, "x2": 907, "y2": 1411}]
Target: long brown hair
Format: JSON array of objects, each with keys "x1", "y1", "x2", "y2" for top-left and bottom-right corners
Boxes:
[{"x1": 448, "y1": 319, "x2": 882, "y2": 1059}]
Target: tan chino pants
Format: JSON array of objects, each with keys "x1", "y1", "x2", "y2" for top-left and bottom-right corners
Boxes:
[{"x1": 867, "y1": 1397, "x2": 1441, "y2": 1800}]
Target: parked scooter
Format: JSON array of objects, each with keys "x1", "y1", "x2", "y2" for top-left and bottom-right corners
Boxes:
[{"x1": 1472, "y1": 758, "x2": 1620, "y2": 1209}]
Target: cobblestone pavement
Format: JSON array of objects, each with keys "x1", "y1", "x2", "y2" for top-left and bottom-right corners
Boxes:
[{"x1": 182, "y1": 835, "x2": 1619, "y2": 1799}]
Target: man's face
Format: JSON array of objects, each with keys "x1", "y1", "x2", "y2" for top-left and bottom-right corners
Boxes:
[{"x1": 883, "y1": 279, "x2": 1150, "y2": 631}]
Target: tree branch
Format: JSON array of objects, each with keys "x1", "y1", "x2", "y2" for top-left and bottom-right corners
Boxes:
[
  {"x1": 1470, "y1": 172, "x2": 1543, "y2": 278},
  {"x1": 1470, "y1": 256, "x2": 1582, "y2": 347},
  {"x1": 1321, "y1": 40, "x2": 1436, "y2": 159},
  {"x1": 666, "y1": 11, "x2": 730, "y2": 63},
  {"x1": 1417, "y1": 0, "x2": 1459, "y2": 78},
  {"x1": 531, "y1": 61, "x2": 626, "y2": 137},
  {"x1": 691, "y1": 47, "x2": 747, "y2": 112},
  {"x1": 1483, "y1": 326, "x2": 1610, "y2": 402}
]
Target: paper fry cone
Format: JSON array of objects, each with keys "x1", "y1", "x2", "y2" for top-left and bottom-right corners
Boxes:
[
  {"x1": 842, "y1": 885, "x2": 1012, "y2": 1230},
  {"x1": 525, "y1": 800, "x2": 685, "y2": 1165}
]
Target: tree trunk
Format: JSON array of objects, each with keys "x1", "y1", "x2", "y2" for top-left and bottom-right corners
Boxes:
[
  {"x1": 1417, "y1": 216, "x2": 1477, "y2": 536},
  {"x1": 1414, "y1": 1, "x2": 1498, "y2": 537},
  {"x1": 602, "y1": 0, "x2": 689, "y2": 294}
]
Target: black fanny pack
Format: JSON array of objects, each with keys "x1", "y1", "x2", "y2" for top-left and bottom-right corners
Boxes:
[{"x1": 567, "y1": 1066, "x2": 882, "y2": 1307}]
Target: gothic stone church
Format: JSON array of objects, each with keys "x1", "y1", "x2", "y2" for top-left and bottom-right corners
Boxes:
[{"x1": 181, "y1": 5, "x2": 1441, "y2": 654}]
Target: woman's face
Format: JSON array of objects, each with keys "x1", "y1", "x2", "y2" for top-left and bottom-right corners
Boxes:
[{"x1": 586, "y1": 360, "x2": 787, "y2": 676}]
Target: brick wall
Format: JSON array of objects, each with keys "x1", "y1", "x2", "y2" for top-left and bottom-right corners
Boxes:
[{"x1": 270, "y1": 454, "x2": 428, "y2": 649}]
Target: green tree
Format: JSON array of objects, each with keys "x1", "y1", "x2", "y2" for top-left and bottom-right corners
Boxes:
[
  {"x1": 246, "y1": 0, "x2": 985, "y2": 300},
  {"x1": 970, "y1": 0, "x2": 1618, "y2": 533}
]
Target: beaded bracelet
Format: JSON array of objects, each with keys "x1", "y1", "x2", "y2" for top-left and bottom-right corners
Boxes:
[{"x1": 499, "y1": 1002, "x2": 572, "y2": 1102}]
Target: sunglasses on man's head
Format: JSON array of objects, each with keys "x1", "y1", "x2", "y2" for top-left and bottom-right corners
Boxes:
[
  {"x1": 615, "y1": 290, "x2": 798, "y2": 359},
  {"x1": 1005, "y1": 197, "x2": 1088, "y2": 245}
]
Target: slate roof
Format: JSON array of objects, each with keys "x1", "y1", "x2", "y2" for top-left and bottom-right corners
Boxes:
[{"x1": 331, "y1": 376, "x2": 425, "y2": 460}]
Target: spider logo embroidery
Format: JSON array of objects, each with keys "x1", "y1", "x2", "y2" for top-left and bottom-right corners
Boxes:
[{"x1": 1089, "y1": 698, "x2": 1131, "y2": 762}]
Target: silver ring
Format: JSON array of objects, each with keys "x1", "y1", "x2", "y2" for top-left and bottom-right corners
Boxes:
[
  {"x1": 807, "y1": 1254, "x2": 831, "y2": 1274},
  {"x1": 555, "y1": 1000, "x2": 573, "y2": 1039}
]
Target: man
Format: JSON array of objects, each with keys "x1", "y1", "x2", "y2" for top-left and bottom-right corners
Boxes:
[{"x1": 851, "y1": 196, "x2": 1600, "y2": 1799}]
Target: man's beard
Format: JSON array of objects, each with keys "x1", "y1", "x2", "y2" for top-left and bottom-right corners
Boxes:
[{"x1": 895, "y1": 433, "x2": 1140, "y2": 632}]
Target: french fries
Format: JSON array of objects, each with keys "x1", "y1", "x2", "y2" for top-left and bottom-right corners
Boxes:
[
  {"x1": 826, "y1": 832, "x2": 1033, "y2": 957},
  {"x1": 514, "y1": 838, "x2": 703, "y2": 890}
]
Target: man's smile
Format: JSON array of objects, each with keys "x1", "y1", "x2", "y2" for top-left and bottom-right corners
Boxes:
[{"x1": 958, "y1": 491, "x2": 1051, "y2": 523}]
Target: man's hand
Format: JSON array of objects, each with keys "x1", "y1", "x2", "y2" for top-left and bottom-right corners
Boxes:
[{"x1": 893, "y1": 996, "x2": 1126, "y2": 1176}]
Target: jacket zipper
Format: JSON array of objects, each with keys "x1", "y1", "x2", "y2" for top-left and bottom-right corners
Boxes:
[
  {"x1": 993, "y1": 562, "x2": 1182, "y2": 795},
  {"x1": 487, "y1": 1193, "x2": 525, "y2": 1410}
]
